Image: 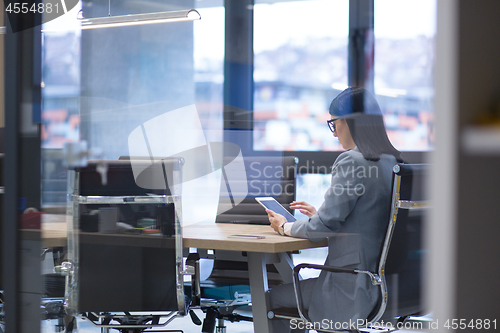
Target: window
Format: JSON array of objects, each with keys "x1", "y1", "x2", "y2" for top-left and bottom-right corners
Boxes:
[
  {"x1": 41, "y1": 3, "x2": 82, "y2": 205},
  {"x1": 374, "y1": 0, "x2": 436, "y2": 151},
  {"x1": 41, "y1": 3, "x2": 82, "y2": 150},
  {"x1": 253, "y1": 0, "x2": 349, "y2": 151},
  {"x1": 194, "y1": 4, "x2": 225, "y2": 143},
  {"x1": 253, "y1": 0, "x2": 436, "y2": 153}
]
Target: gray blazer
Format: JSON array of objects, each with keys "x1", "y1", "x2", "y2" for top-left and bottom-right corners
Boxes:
[{"x1": 291, "y1": 148, "x2": 397, "y2": 325}]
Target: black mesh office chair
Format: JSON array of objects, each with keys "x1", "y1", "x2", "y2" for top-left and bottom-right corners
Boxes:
[
  {"x1": 267, "y1": 163, "x2": 429, "y2": 332},
  {"x1": 57, "y1": 158, "x2": 201, "y2": 332},
  {"x1": 381, "y1": 163, "x2": 428, "y2": 323}
]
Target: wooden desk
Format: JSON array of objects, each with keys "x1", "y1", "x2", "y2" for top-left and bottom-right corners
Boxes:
[
  {"x1": 43, "y1": 216, "x2": 327, "y2": 252},
  {"x1": 42, "y1": 216, "x2": 328, "y2": 333},
  {"x1": 42, "y1": 214, "x2": 67, "y2": 247},
  {"x1": 185, "y1": 222, "x2": 329, "y2": 333},
  {"x1": 183, "y1": 221, "x2": 327, "y2": 252}
]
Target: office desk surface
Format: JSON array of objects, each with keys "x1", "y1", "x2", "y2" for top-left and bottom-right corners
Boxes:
[
  {"x1": 183, "y1": 222, "x2": 328, "y2": 253},
  {"x1": 42, "y1": 214, "x2": 67, "y2": 247},
  {"x1": 42, "y1": 215, "x2": 328, "y2": 252}
]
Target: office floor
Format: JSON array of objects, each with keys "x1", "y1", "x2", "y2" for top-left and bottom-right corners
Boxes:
[
  {"x1": 41, "y1": 318, "x2": 427, "y2": 333},
  {"x1": 41, "y1": 312, "x2": 429, "y2": 333},
  {"x1": 41, "y1": 308, "x2": 255, "y2": 333}
]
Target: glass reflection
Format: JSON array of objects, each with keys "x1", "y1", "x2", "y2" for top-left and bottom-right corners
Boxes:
[{"x1": 40, "y1": 1, "x2": 224, "y2": 331}]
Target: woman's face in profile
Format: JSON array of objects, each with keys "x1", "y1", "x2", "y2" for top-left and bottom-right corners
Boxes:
[{"x1": 332, "y1": 117, "x2": 356, "y2": 150}]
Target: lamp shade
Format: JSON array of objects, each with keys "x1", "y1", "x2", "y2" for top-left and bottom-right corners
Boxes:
[{"x1": 79, "y1": 9, "x2": 201, "y2": 30}]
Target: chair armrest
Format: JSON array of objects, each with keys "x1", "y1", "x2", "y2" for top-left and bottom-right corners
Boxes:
[
  {"x1": 292, "y1": 263, "x2": 358, "y2": 322},
  {"x1": 293, "y1": 263, "x2": 381, "y2": 286},
  {"x1": 293, "y1": 263, "x2": 358, "y2": 275},
  {"x1": 292, "y1": 263, "x2": 380, "y2": 323}
]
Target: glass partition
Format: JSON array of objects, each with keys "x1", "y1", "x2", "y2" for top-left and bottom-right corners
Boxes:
[
  {"x1": 30, "y1": 0, "x2": 436, "y2": 331},
  {"x1": 40, "y1": 0, "x2": 224, "y2": 331},
  {"x1": 41, "y1": 0, "x2": 224, "y2": 213}
]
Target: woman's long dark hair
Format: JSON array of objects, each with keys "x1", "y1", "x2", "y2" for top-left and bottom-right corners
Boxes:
[{"x1": 329, "y1": 87, "x2": 403, "y2": 162}]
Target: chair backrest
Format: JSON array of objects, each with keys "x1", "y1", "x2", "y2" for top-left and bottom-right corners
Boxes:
[
  {"x1": 64, "y1": 158, "x2": 186, "y2": 314},
  {"x1": 215, "y1": 156, "x2": 298, "y2": 224},
  {"x1": 78, "y1": 158, "x2": 183, "y2": 197},
  {"x1": 370, "y1": 163, "x2": 429, "y2": 323}
]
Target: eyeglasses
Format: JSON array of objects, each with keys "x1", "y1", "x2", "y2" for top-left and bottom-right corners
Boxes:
[{"x1": 327, "y1": 118, "x2": 339, "y2": 133}]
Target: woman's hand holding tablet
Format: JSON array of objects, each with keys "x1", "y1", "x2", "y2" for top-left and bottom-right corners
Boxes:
[{"x1": 255, "y1": 197, "x2": 296, "y2": 222}]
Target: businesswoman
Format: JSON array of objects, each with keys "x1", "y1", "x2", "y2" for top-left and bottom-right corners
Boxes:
[{"x1": 266, "y1": 87, "x2": 403, "y2": 332}]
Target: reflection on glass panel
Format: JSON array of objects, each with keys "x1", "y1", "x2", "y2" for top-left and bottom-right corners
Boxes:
[
  {"x1": 194, "y1": 4, "x2": 224, "y2": 144},
  {"x1": 374, "y1": 0, "x2": 436, "y2": 151},
  {"x1": 79, "y1": 4, "x2": 196, "y2": 160},
  {"x1": 41, "y1": 3, "x2": 82, "y2": 207},
  {"x1": 39, "y1": 1, "x2": 224, "y2": 331},
  {"x1": 41, "y1": 5, "x2": 82, "y2": 150},
  {"x1": 292, "y1": 173, "x2": 331, "y2": 278},
  {"x1": 253, "y1": 0, "x2": 349, "y2": 151},
  {"x1": 41, "y1": 1, "x2": 224, "y2": 210},
  {"x1": 294, "y1": 173, "x2": 331, "y2": 220}
]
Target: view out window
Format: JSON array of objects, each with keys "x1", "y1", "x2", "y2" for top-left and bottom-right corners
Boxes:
[
  {"x1": 194, "y1": 3, "x2": 225, "y2": 143},
  {"x1": 41, "y1": 4, "x2": 82, "y2": 206},
  {"x1": 374, "y1": 0, "x2": 436, "y2": 151},
  {"x1": 253, "y1": 0, "x2": 436, "y2": 152},
  {"x1": 253, "y1": 0, "x2": 349, "y2": 151},
  {"x1": 41, "y1": 3, "x2": 82, "y2": 149}
]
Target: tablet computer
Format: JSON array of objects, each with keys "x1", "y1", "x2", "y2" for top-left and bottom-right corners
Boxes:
[{"x1": 255, "y1": 197, "x2": 296, "y2": 222}]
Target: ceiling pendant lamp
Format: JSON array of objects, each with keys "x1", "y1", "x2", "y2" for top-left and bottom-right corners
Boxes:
[{"x1": 79, "y1": 9, "x2": 201, "y2": 30}]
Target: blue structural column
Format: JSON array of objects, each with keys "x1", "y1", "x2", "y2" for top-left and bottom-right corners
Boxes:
[
  {"x1": 223, "y1": 0, "x2": 254, "y2": 153},
  {"x1": 348, "y1": 0, "x2": 375, "y2": 92}
]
